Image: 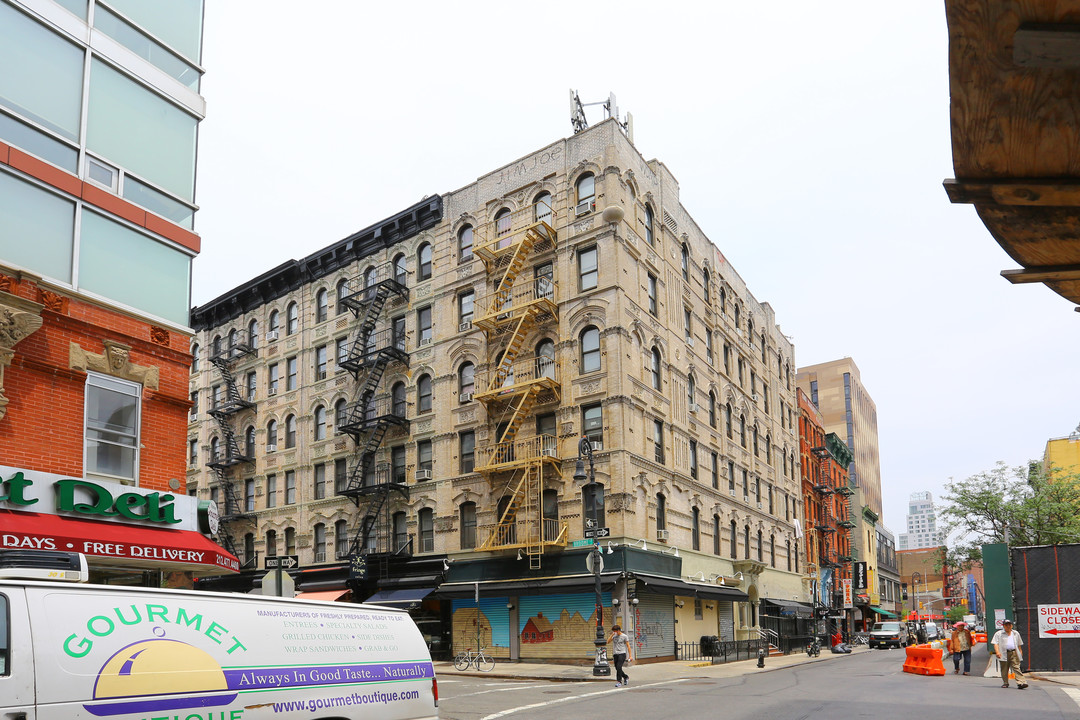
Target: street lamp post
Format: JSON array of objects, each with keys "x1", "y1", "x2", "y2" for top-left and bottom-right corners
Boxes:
[
  {"x1": 911, "y1": 572, "x2": 924, "y2": 641},
  {"x1": 574, "y1": 436, "x2": 611, "y2": 677}
]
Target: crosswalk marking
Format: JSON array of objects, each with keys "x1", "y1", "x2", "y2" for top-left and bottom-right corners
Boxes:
[{"x1": 1062, "y1": 687, "x2": 1080, "y2": 709}]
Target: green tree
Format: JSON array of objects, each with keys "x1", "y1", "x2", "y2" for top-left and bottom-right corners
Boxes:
[
  {"x1": 939, "y1": 461, "x2": 1080, "y2": 559},
  {"x1": 946, "y1": 606, "x2": 967, "y2": 623}
]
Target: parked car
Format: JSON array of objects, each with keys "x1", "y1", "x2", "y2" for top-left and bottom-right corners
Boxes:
[
  {"x1": 924, "y1": 622, "x2": 941, "y2": 640},
  {"x1": 869, "y1": 621, "x2": 910, "y2": 649}
]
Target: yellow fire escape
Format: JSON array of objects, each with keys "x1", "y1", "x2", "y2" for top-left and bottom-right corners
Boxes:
[{"x1": 472, "y1": 204, "x2": 567, "y2": 568}]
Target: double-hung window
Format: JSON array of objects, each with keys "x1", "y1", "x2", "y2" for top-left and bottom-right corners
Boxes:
[{"x1": 85, "y1": 373, "x2": 141, "y2": 483}]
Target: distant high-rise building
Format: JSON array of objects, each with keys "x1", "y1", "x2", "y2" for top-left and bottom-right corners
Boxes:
[
  {"x1": 797, "y1": 358, "x2": 883, "y2": 629},
  {"x1": 898, "y1": 491, "x2": 943, "y2": 550}
]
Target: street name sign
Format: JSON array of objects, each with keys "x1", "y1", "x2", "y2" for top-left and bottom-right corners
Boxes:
[{"x1": 1038, "y1": 603, "x2": 1080, "y2": 638}]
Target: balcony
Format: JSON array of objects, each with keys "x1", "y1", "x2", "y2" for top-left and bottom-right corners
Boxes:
[
  {"x1": 474, "y1": 354, "x2": 561, "y2": 403},
  {"x1": 474, "y1": 275, "x2": 558, "y2": 333},
  {"x1": 477, "y1": 517, "x2": 568, "y2": 552},
  {"x1": 472, "y1": 204, "x2": 557, "y2": 265}
]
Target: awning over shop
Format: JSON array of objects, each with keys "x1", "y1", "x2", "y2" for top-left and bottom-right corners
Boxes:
[
  {"x1": 363, "y1": 587, "x2": 434, "y2": 608},
  {"x1": 634, "y1": 574, "x2": 750, "y2": 602},
  {"x1": 871, "y1": 606, "x2": 897, "y2": 618},
  {"x1": 0, "y1": 510, "x2": 239, "y2": 573},
  {"x1": 764, "y1": 598, "x2": 814, "y2": 618},
  {"x1": 433, "y1": 573, "x2": 620, "y2": 599},
  {"x1": 295, "y1": 589, "x2": 350, "y2": 602}
]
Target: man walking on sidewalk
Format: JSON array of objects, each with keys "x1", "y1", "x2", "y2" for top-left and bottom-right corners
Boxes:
[{"x1": 992, "y1": 619, "x2": 1028, "y2": 689}]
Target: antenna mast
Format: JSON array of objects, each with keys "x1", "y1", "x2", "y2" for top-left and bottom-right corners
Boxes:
[{"x1": 569, "y1": 89, "x2": 633, "y2": 143}]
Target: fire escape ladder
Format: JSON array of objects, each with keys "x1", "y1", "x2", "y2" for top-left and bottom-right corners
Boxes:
[
  {"x1": 494, "y1": 231, "x2": 537, "y2": 299},
  {"x1": 480, "y1": 464, "x2": 535, "y2": 551},
  {"x1": 348, "y1": 491, "x2": 388, "y2": 557}
]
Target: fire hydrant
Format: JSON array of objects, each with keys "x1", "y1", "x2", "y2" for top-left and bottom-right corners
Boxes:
[{"x1": 757, "y1": 647, "x2": 765, "y2": 668}]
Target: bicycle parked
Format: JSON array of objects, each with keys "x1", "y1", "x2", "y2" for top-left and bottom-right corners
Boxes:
[{"x1": 453, "y1": 647, "x2": 495, "y2": 672}]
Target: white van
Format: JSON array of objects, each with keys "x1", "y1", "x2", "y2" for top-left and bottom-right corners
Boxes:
[{"x1": 0, "y1": 551, "x2": 438, "y2": 719}]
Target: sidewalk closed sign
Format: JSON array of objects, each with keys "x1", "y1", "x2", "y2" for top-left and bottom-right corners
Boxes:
[{"x1": 1038, "y1": 604, "x2": 1080, "y2": 638}]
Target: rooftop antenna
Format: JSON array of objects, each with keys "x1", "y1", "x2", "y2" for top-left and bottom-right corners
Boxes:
[{"x1": 569, "y1": 89, "x2": 633, "y2": 143}]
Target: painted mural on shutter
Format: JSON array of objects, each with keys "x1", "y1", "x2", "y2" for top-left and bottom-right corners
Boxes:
[
  {"x1": 632, "y1": 593, "x2": 675, "y2": 659},
  {"x1": 517, "y1": 592, "x2": 613, "y2": 661},
  {"x1": 452, "y1": 597, "x2": 511, "y2": 659},
  {"x1": 717, "y1": 600, "x2": 735, "y2": 640}
]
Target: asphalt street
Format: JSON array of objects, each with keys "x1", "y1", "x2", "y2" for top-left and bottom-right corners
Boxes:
[{"x1": 436, "y1": 645, "x2": 1080, "y2": 720}]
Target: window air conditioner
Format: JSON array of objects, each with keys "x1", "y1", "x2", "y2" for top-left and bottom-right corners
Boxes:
[
  {"x1": 752, "y1": 394, "x2": 760, "y2": 403},
  {"x1": 541, "y1": 448, "x2": 557, "y2": 457},
  {"x1": 686, "y1": 337, "x2": 694, "y2": 347},
  {"x1": 266, "y1": 444, "x2": 277, "y2": 453},
  {"x1": 419, "y1": 337, "x2": 432, "y2": 347},
  {"x1": 415, "y1": 469, "x2": 432, "y2": 481},
  {"x1": 266, "y1": 330, "x2": 279, "y2": 342},
  {"x1": 314, "y1": 552, "x2": 326, "y2": 563},
  {"x1": 459, "y1": 392, "x2": 473, "y2": 402},
  {"x1": 575, "y1": 199, "x2": 595, "y2": 216},
  {"x1": 757, "y1": 502, "x2": 763, "y2": 509},
  {"x1": 688, "y1": 403, "x2": 699, "y2": 413},
  {"x1": 268, "y1": 388, "x2": 277, "y2": 396},
  {"x1": 656, "y1": 529, "x2": 669, "y2": 542},
  {"x1": 459, "y1": 321, "x2": 472, "y2": 332}
]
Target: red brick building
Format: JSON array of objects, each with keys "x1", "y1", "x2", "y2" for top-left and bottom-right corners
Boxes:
[
  {"x1": 0, "y1": 0, "x2": 234, "y2": 584},
  {"x1": 798, "y1": 388, "x2": 855, "y2": 629}
]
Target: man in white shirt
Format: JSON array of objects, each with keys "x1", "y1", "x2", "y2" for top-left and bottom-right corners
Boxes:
[{"x1": 991, "y1": 619, "x2": 1028, "y2": 689}]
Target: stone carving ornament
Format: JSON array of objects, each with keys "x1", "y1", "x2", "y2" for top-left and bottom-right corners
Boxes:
[{"x1": 0, "y1": 295, "x2": 44, "y2": 421}]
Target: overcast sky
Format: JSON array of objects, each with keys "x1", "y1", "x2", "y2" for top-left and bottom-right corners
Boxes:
[{"x1": 192, "y1": 1, "x2": 1080, "y2": 535}]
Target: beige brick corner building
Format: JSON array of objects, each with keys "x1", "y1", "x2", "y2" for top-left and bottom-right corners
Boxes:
[{"x1": 188, "y1": 119, "x2": 809, "y2": 661}]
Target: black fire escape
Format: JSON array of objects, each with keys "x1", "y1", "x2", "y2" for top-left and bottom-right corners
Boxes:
[
  {"x1": 337, "y1": 262, "x2": 411, "y2": 575},
  {"x1": 207, "y1": 341, "x2": 257, "y2": 568}
]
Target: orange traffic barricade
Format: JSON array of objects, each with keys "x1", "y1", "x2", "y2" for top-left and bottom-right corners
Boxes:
[
  {"x1": 902, "y1": 643, "x2": 947, "y2": 676},
  {"x1": 973, "y1": 632, "x2": 987, "y2": 644}
]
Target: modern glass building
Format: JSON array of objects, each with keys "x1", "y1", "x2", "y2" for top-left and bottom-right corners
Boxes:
[{"x1": 0, "y1": 0, "x2": 203, "y2": 327}]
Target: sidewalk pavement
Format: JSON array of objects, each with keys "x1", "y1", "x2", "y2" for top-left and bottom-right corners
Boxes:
[
  {"x1": 435, "y1": 645, "x2": 875, "y2": 684},
  {"x1": 435, "y1": 645, "x2": 1080, "y2": 688}
]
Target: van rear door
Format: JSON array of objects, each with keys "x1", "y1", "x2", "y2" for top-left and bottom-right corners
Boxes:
[{"x1": 0, "y1": 586, "x2": 35, "y2": 719}]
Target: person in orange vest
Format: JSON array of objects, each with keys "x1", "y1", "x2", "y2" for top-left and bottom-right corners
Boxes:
[{"x1": 947, "y1": 621, "x2": 974, "y2": 675}]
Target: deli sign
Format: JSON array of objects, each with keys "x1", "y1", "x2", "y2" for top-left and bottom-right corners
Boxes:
[{"x1": 1, "y1": 465, "x2": 201, "y2": 532}]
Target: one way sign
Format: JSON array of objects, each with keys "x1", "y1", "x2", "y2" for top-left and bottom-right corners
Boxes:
[{"x1": 265, "y1": 555, "x2": 299, "y2": 569}]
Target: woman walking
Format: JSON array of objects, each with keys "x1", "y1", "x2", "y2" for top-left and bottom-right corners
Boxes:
[{"x1": 609, "y1": 624, "x2": 632, "y2": 688}]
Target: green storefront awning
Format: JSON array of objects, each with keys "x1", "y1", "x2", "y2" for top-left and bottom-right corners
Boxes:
[{"x1": 871, "y1": 606, "x2": 897, "y2": 618}]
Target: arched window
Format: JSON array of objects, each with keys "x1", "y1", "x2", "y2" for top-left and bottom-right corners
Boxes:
[
  {"x1": 691, "y1": 507, "x2": 700, "y2": 551},
  {"x1": 495, "y1": 208, "x2": 512, "y2": 249},
  {"x1": 651, "y1": 347, "x2": 662, "y2": 390},
  {"x1": 313, "y1": 523, "x2": 326, "y2": 561},
  {"x1": 460, "y1": 502, "x2": 477, "y2": 549},
  {"x1": 542, "y1": 488, "x2": 559, "y2": 541},
  {"x1": 268, "y1": 309, "x2": 280, "y2": 334},
  {"x1": 334, "y1": 398, "x2": 348, "y2": 430},
  {"x1": 191, "y1": 343, "x2": 200, "y2": 372},
  {"x1": 315, "y1": 288, "x2": 328, "y2": 323},
  {"x1": 245, "y1": 425, "x2": 256, "y2": 457},
  {"x1": 419, "y1": 507, "x2": 434, "y2": 552},
  {"x1": 266, "y1": 420, "x2": 278, "y2": 449},
  {"x1": 719, "y1": 287, "x2": 726, "y2": 314},
  {"x1": 393, "y1": 253, "x2": 407, "y2": 284},
  {"x1": 313, "y1": 406, "x2": 326, "y2": 440},
  {"x1": 644, "y1": 204, "x2": 654, "y2": 245},
  {"x1": 458, "y1": 225, "x2": 474, "y2": 262},
  {"x1": 209, "y1": 436, "x2": 219, "y2": 462},
  {"x1": 537, "y1": 338, "x2": 556, "y2": 379},
  {"x1": 227, "y1": 329, "x2": 237, "y2": 351},
  {"x1": 765, "y1": 434, "x2": 772, "y2": 463},
  {"x1": 336, "y1": 278, "x2": 350, "y2": 315},
  {"x1": 496, "y1": 496, "x2": 517, "y2": 544},
  {"x1": 392, "y1": 512, "x2": 408, "y2": 551},
  {"x1": 417, "y1": 374, "x2": 432, "y2": 413},
  {"x1": 770, "y1": 534, "x2": 776, "y2": 567},
  {"x1": 708, "y1": 391, "x2": 717, "y2": 428},
  {"x1": 459, "y1": 362, "x2": 475, "y2": 399},
  {"x1": 757, "y1": 529, "x2": 764, "y2": 562},
  {"x1": 417, "y1": 243, "x2": 432, "y2": 281},
  {"x1": 730, "y1": 520, "x2": 738, "y2": 558},
  {"x1": 687, "y1": 374, "x2": 696, "y2": 410},
  {"x1": 703, "y1": 269, "x2": 711, "y2": 303},
  {"x1": 681, "y1": 243, "x2": 690, "y2": 281},
  {"x1": 581, "y1": 326, "x2": 600, "y2": 373},
  {"x1": 335, "y1": 520, "x2": 349, "y2": 559},
  {"x1": 391, "y1": 381, "x2": 407, "y2": 417},
  {"x1": 740, "y1": 414, "x2": 747, "y2": 447},
  {"x1": 753, "y1": 426, "x2": 759, "y2": 456},
  {"x1": 266, "y1": 530, "x2": 277, "y2": 558},
  {"x1": 212, "y1": 335, "x2": 222, "y2": 356},
  {"x1": 747, "y1": 318, "x2": 754, "y2": 340},
  {"x1": 734, "y1": 303, "x2": 741, "y2": 328},
  {"x1": 363, "y1": 265, "x2": 377, "y2": 293},
  {"x1": 656, "y1": 493, "x2": 666, "y2": 531},
  {"x1": 744, "y1": 525, "x2": 751, "y2": 559},
  {"x1": 713, "y1": 514, "x2": 721, "y2": 555},
  {"x1": 725, "y1": 402, "x2": 733, "y2": 438},
  {"x1": 787, "y1": 540, "x2": 792, "y2": 571},
  {"x1": 534, "y1": 192, "x2": 552, "y2": 225},
  {"x1": 286, "y1": 302, "x2": 298, "y2": 335},
  {"x1": 576, "y1": 173, "x2": 595, "y2": 212},
  {"x1": 284, "y1": 414, "x2": 296, "y2": 448},
  {"x1": 247, "y1": 319, "x2": 259, "y2": 350}
]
